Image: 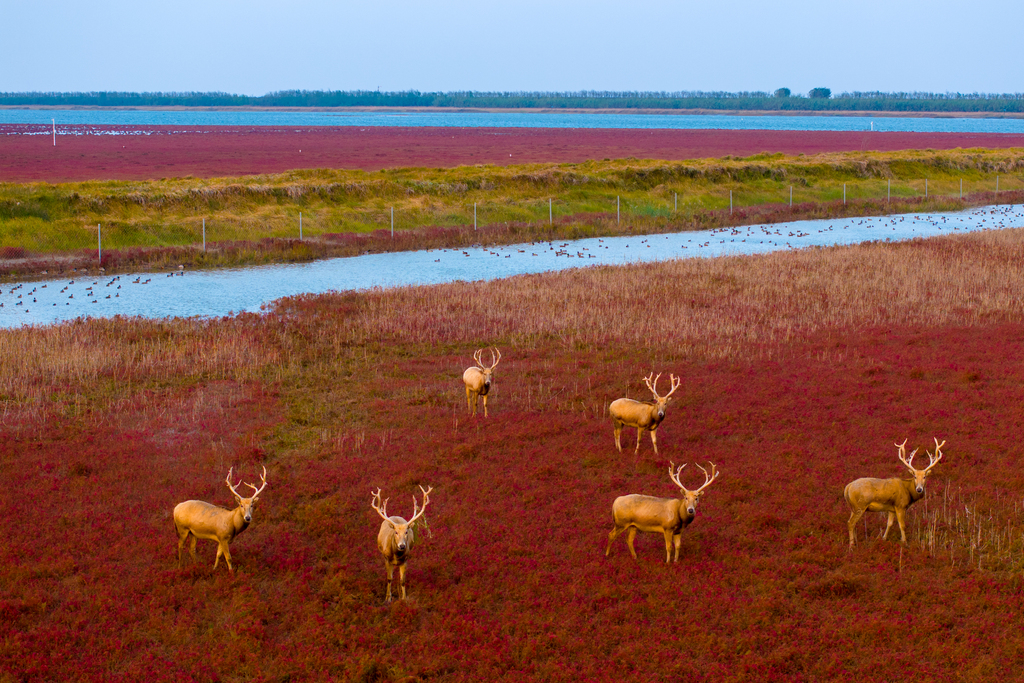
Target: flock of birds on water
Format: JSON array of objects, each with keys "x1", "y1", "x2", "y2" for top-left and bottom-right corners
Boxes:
[{"x1": 1, "y1": 205, "x2": 1021, "y2": 321}]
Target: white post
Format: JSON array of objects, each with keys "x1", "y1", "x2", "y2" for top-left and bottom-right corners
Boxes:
[
  {"x1": 299, "y1": 212, "x2": 302, "y2": 240},
  {"x1": 97, "y1": 224, "x2": 101, "y2": 263},
  {"x1": 202, "y1": 218, "x2": 206, "y2": 252},
  {"x1": 392, "y1": 207, "x2": 395, "y2": 237},
  {"x1": 674, "y1": 192, "x2": 677, "y2": 211},
  {"x1": 549, "y1": 198, "x2": 552, "y2": 225},
  {"x1": 52, "y1": 118, "x2": 56, "y2": 146},
  {"x1": 617, "y1": 196, "x2": 620, "y2": 224}
]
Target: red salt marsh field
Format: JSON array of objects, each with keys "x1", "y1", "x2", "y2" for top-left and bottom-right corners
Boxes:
[
  {"x1": 4, "y1": 124, "x2": 1024, "y2": 182},
  {"x1": 4, "y1": 232, "x2": 1024, "y2": 681}
]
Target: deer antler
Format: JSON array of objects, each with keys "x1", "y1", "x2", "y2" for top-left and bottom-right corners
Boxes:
[
  {"x1": 694, "y1": 462, "x2": 720, "y2": 494},
  {"x1": 472, "y1": 349, "x2": 485, "y2": 369},
  {"x1": 407, "y1": 485, "x2": 433, "y2": 526},
  {"x1": 487, "y1": 347, "x2": 501, "y2": 371},
  {"x1": 668, "y1": 461, "x2": 687, "y2": 490},
  {"x1": 225, "y1": 467, "x2": 245, "y2": 498},
  {"x1": 923, "y1": 437, "x2": 945, "y2": 473},
  {"x1": 244, "y1": 465, "x2": 269, "y2": 499},
  {"x1": 664, "y1": 374, "x2": 682, "y2": 399},
  {"x1": 895, "y1": 439, "x2": 920, "y2": 472},
  {"x1": 643, "y1": 372, "x2": 663, "y2": 398},
  {"x1": 371, "y1": 488, "x2": 392, "y2": 522}
]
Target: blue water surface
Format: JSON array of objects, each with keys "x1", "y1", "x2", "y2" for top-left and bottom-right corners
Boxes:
[
  {"x1": 3, "y1": 109, "x2": 1024, "y2": 134},
  {"x1": 2, "y1": 204, "x2": 1021, "y2": 329}
]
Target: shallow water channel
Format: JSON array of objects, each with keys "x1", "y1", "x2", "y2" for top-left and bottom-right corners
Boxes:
[{"x1": 2, "y1": 204, "x2": 1022, "y2": 329}]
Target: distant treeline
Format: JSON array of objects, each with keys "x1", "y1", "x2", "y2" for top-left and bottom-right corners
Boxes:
[{"x1": 3, "y1": 90, "x2": 1024, "y2": 113}]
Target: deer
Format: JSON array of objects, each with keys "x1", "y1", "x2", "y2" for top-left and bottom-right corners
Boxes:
[
  {"x1": 463, "y1": 347, "x2": 501, "y2": 417},
  {"x1": 371, "y1": 485, "x2": 433, "y2": 602},
  {"x1": 606, "y1": 462, "x2": 719, "y2": 563},
  {"x1": 844, "y1": 438, "x2": 945, "y2": 549},
  {"x1": 173, "y1": 466, "x2": 268, "y2": 572},
  {"x1": 609, "y1": 373, "x2": 681, "y2": 454}
]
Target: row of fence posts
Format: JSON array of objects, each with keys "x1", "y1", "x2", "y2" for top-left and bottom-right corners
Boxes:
[{"x1": 87, "y1": 176, "x2": 1013, "y2": 261}]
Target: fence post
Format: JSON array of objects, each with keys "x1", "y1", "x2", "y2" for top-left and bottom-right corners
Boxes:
[{"x1": 203, "y1": 218, "x2": 206, "y2": 252}]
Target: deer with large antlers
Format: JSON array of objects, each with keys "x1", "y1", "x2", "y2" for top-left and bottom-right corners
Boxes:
[
  {"x1": 463, "y1": 347, "x2": 501, "y2": 417},
  {"x1": 371, "y1": 485, "x2": 433, "y2": 602},
  {"x1": 844, "y1": 438, "x2": 945, "y2": 549},
  {"x1": 609, "y1": 373, "x2": 681, "y2": 454},
  {"x1": 606, "y1": 462, "x2": 720, "y2": 563},
  {"x1": 173, "y1": 466, "x2": 268, "y2": 572}
]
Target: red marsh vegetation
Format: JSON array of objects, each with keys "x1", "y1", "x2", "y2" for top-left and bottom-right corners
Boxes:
[
  {"x1": 4, "y1": 227, "x2": 1024, "y2": 680},
  {"x1": 4, "y1": 123, "x2": 1024, "y2": 182}
]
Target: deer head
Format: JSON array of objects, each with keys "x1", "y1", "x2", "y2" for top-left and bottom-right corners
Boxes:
[
  {"x1": 472, "y1": 347, "x2": 501, "y2": 388},
  {"x1": 372, "y1": 485, "x2": 432, "y2": 553},
  {"x1": 643, "y1": 372, "x2": 681, "y2": 420},
  {"x1": 225, "y1": 465, "x2": 268, "y2": 523},
  {"x1": 896, "y1": 438, "x2": 944, "y2": 495},
  {"x1": 668, "y1": 461, "x2": 719, "y2": 516}
]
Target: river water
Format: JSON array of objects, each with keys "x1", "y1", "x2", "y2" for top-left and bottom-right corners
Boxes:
[
  {"x1": 2, "y1": 204, "x2": 1021, "y2": 329},
  {"x1": 3, "y1": 109, "x2": 1024, "y2": 134}
]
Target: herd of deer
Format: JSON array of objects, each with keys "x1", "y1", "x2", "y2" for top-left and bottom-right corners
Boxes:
[{"x1": 171, "y1": 347, "x2": 947, "y2": 602}]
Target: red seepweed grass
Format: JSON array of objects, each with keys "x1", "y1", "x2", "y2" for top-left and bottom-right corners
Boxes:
[{"x1": 4, "y1": 228, "x2": 1024, "y2": 680}]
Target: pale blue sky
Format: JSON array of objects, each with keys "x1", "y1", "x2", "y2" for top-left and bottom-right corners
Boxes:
[{"x1": 2, "y1": 0, "x2": 1021, "y2": 96}]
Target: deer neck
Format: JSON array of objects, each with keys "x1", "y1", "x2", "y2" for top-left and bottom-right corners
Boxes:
[
  {"x1": 232, "y1": 506, "x2": 251, "y2": 534},
  {"x1": 900, "y1": 478, "x2": 925, "y2": 503}
]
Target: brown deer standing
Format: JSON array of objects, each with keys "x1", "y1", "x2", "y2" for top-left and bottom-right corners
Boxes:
[
  {"x1": 609, "y1": 373, "x2": 681, "y2": 454},
  {"x1": 371, "y1": 485, "x2": 433, "y2": 602},
  {"x1": 844, "y1": 438, "x2": 945, "y2": 548},
  {"x1": 463, "y1": 347, "x2": 501, "y2": 417},
  {"x1": 606, "y1": 462, "x2": 719, "y2": 562},
  {"x1": 173, "y1": 466, "x2": 268, "y2": 572}
]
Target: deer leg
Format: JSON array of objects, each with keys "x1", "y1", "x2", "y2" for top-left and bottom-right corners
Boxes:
[
  {"x1": 634, "y1": 427, "x2": 643, "y2": 454},
  {"x1": 895, "y1": 508, "x2": 908, "y2": 544},
  {"x1": 673, "y1": 533, "x2": 682, "y2": 562},
  {"x1": 482, "y1": 393, "x2": 488, "y2": 418},
  {"x1": 882, "y1": 512, "x2": 896, "y2": 540},
  {"x1": 847, "y1": 508, "x2": 866, "y2": 548},
  {"x1": 175, "y1": 526, "x2": 188, "y2": 566},
  {"x1": 399, "y1": 563, "x2": 408, "y2": 600},
  {"x1": 650, "y1": 429, "x2": 659, "y2": 455},
  {"x1": 613, "y1": 421, "x2": 623, "y2": 452},
  {"x1": 188, "y1": 535, "x2": 198, "y2": 563},
  {"x1": 384, "y1": 561, "x2": 395, "y2": 603},
  {"x1": 663, "y1": 530, "x2": 674, "y2": 563},
  {"x1": 606, "y1": 525, "x2": 625, "y2": 556},
  {"x1": 215, "y1": 541, "x2": 233, "y2": 572},
  {"x1": 465, "y1": 387, "x2": 475, "y2": 416},
  {"x1": 626, "y1": 527, "x2": 639, "y2": 559}
]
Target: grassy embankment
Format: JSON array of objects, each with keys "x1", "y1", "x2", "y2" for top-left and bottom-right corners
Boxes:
[
  {"x1": 0, "y1": 148, "x2": 1022, "y2": 278},
  {"x1": 4, "y1": 224, "x2": 1024, "y2": 680}
]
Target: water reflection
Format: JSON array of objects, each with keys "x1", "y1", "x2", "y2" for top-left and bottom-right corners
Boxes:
[{"x1": 2, "y1": 204, "x2": 1022, "y2": 329}]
